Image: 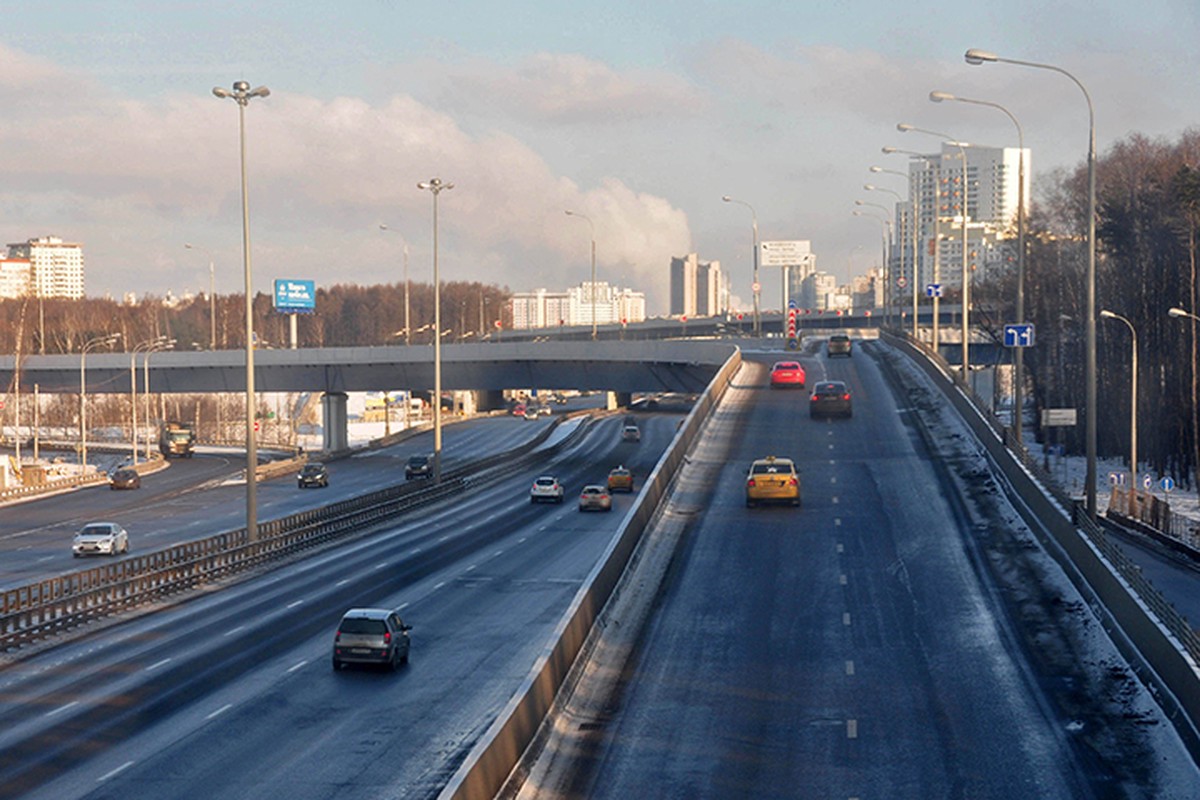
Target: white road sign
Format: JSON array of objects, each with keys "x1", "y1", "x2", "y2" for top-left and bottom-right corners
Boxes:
[{"x1": 759, "y1": 240, "x2": 812, "y2": 267}]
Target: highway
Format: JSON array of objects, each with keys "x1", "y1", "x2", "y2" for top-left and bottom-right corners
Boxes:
[
  {"x1": 0, "y1": 411, "x2": 577, "y2": 588},
  {"x1": 2, "y1": 342, "x2": 1199, "y2": 798},
  {"x1": 0, "y1": 409, "x2": 681, "y2": 799},
  {"x1": 515, "y1": 344, "x2": 1200, "y2": 799}
]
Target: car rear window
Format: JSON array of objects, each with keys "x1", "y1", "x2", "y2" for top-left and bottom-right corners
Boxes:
[
  {"x1": 535, "y1": 478, "x2": 556, "y2": 486},
  {"x1": 339, "y1": 618, "x2": 387, "y2": 634},
  {"x1": 751, "y1": 463, "x2": 793, "y2": 475}
]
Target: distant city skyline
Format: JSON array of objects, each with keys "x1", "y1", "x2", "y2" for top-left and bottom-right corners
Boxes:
[{"x1": 0, "y1": 3, "x2": 1194, "y2": 313}]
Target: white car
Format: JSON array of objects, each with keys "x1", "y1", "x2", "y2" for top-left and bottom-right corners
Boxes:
[
  {"x1": 530, "y1": 475, "x2": 565, "y2": 504},
  {"x1": 73, "y1": 522, "x2": 130, "y2": 557}
]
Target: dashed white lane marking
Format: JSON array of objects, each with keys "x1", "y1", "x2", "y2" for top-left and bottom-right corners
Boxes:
[
  {"x1": 836, "y1": 543, "x2": 844, "y2": 553},
  {"x1": 835, "y1": 518, "x2": 842, "y2": 527},
  {"x1": 36, "y1": 555, "x2": 54, "y2": 563},
  {"x1": 408, "y1": 548, "x2": 421, "y2": 555},
  {"x1": 842, "y1": 613, "x2": 852, "y2": 626},
  {"x1": 286, "y1": 660, "x2": 308, "y2": 674},
  {"x1": 146, "y1": 658, "x2": 171, "y2": 671},
  {"x1": 830, "y1": 476, "x2": 837, "y2": 484},
  {"x1": 206, "y1": 703, "x2": 233, "y2": 720},
  {"x1": 832, "y1": 496, "x2": 840, "y2": 504},
  {"x1": 286, "y1": 600, "x2": 304, "y2": 609},
  {"x1": 847, "y1": 719, "x2": 858, "y2": 739},
  {"x1": 397, "y1": 602, "x2": 409, "y2": 610},
  {"x1": 465, "y1": 564, "x2": 477, "y2": 572},
  {"x1": 434, "y1": 581, "x2": 446, "y2": 590},
  {"x1": 47, "y1": 700, "x2": 79, "y2": 717},
  {"x1": 438, "y1": 535, "x2": 449, "y2": 542},
  {"x1": 828, "y1": 444, "x2": 835, "y2": 450},
  {"x1": 335, "y1": 579, "x2": 350, "y2": 587},
  {"x1": 374, "y1": 562, "x2": 388, "y2": 570},
  {"x1": 224, "y1": 625, "x2": 246, "y2": 637},
  {"x1": 845, "y1": 660, "x2": 855, "y2": 676},
  {"x1": 493, "y1": 550, "x2": 504, "y2": 557},
  {"x1": 518, "y1": 537, "x2": 528, "y2": 544},
  {"x1": 839, "y1": 574, "x2": 847, "y2": 585},
  {"x1": 98, "y1": 761, "x2": 135, "y2": 782}
]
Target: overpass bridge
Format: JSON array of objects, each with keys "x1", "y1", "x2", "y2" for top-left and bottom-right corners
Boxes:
[{"x1": 1, "y1": 341, "x2": 735, "y2": 451}]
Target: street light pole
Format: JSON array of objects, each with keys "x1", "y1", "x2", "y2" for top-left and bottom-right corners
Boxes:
[
  {"x1": 966, "y1": 48, "x2": 1098, "y2": 516},
  {"x1": 852, "y1": 211, "x2": 892, "y2": 318},
  {"x1": 898, "y1": 124, "x2": 971, "y2": 375},
  {"x1": 931, "y1": 89, "x2": 1028, "y2": 442},
  {"x1": 723, "y1": 195, "x2": 760, "y2": 337},
  {"x1": 863, "y1": 184, "x2": 903, "y2": 324},
  {"x1": 564, "y1": 210, "x2": 598, "y2": 339},
  {"x1": 185, "y1": 243, "x2": 217, "y2": 350},
  {"x1": 418, "y1": 177, "x2": 454, "y2": 482},
  {"x1": 380, "y1": 224, "x2": 411, "y2": 345},
  {"x1": 213, "y1": 79, "x2": 270, "y2": 541},
  {"x1": 1100, "y1": 310, "x2": 1138, "y2": 491},
  {"x1": 130, "y1": 335, "x2": 168, "y2": 464},
  {"x1": 878, "y1": 154, "x2": 927, "y2": 341},
  {"x1": 80, "y1": 333, "x2": 121, "y2": 474}
]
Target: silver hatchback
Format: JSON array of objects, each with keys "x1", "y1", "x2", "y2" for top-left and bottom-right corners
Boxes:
[{"x1": 332, "y1": 608, "x2": 412, "y2": 671}]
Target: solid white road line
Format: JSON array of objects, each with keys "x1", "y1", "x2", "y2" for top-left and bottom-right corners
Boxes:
[
  {"x1": 146, "y1": 658, "x2": 171, "y2": 671},
  {"x1": 206, "y1": 703, "x2": 233, "y2": 720},
  {"x1": 46, "y1": 700, "x2": 79, "y2": 717},
  {"x1": 97, "y1": 761, "x2": 135, "y2": 782},
  {"x1": 286, "y1": 660, "x2": 308, "y2": 674}
]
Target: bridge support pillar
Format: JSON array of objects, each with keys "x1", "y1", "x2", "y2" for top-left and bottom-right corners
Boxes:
[
  {"x1": 474, "y1": 389, "x2": 506, "y2": 412},
  {"x1": 322, "y1": 392, "x2": 349, "y2": 453},
  {"x1": 607, "y1": 391, "x2": 632, "y2": 410}
]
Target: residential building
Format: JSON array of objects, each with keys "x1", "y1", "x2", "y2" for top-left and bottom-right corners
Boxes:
[
  {"x1": 670, "y1": 254, "x2": 699, "y2": 317},
  {"x1": 509, "y1": 282, "x2": 646, "y2": 330},
  {"x1": 0, "y1": 257, "x2": 32, "y2": 299},
  {"x1": 7, "y1": 236, "x2": 85, "y2": 299}
]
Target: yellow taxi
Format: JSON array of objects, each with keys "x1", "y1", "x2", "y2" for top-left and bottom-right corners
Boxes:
[
  {"x1": 607, "y1": 466, "x2": 635, "y2": 493},
  {"x1": 745, "y1": 456, "x2": 801, "y2": 508}
]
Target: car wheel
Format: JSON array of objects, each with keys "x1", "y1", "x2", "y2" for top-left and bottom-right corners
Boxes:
[
  {"x1": 332, "y1": 658, "x2": 342, "y2": 671},
  {"x1": 388, "y1": 650, "x2": 399, "y2": 672},
  {"x1": 400, "y1": 647, "x2": 409, "y2": 666},
  {"x1": 746, "y1": 498, "x2": 755, "y2": 508}
]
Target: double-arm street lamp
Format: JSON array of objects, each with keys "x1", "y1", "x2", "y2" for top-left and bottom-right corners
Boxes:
[
  {"x1": 418, "y1": 177, "x2": 453, "y2": 482},
  {"x1": 722, "y1": 195, "x2": 760, "y2": 337},
  {"x1": 930, "y1": 89, "x2": 1028, "y2": 443},
  {"x1": 852, "y1": 209, "x2": 892, "y2": 320},
  {"x1": 863, "y1": 185, "x2": 903, "y2": 324},
  {"x1": 1100, "y1": 310, "x2": 1138, "y2": 491},
  {"x1": 379, "y1": 224, "x2": 411, "y2": 346},
  {"x1": 184, "y1": 242, "x2": 217, "y2": 349},
  {"x1": 966, "y1": 48, "x2": 1099, "y2": 517},
  {"x1": 564, "y1": 210, "x2": 598, "y2": 340},
  {"x1": 876, "y1": 156, "x2": 926, "y2": 340},
  {"x1": 80, "y1": 333, "x2": 121, "y2": 473},
  {"x1": 213, "y1": 79, "x2": 270, "y2": 541},
  {"x1": 898, "y1": 124, "x2": 971, "y2": 375}
]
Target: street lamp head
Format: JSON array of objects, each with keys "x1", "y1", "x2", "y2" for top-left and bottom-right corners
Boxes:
[
  {"x1": 964, "y1": 48, "x2": 998, "y2": 65},
  {"x1": 721, "y1": 195, "x2": 732, "y2": 202},
  {"x1": 1168, "y1": 307, "x2": 1188, "y2": 318},
  {"x1": 881, "y1": 146, "x2": 898, "y2": 154},
  {"x1": 212, "y1": 87, "x2": 231, "y2": 99},
  {"x1": 869, "y1": 165, "x2": 883, "y2": 172},
  {"x1": 1099, "y1": 309, "x2": 1117, "y2": 319},
  {"x1": 233, "y1": 80, "x2": 250, "y2": 92},
  {"x1": 929, "y1": 90, "x2": 956, "y2": 103},
  {"x1": 863, "y1": 183, "x2": 877, "y2": 191},
  {"x1": 897, "y1": 123, "x2": 914, "y2": 132},
  {"x1": 248, "y1": 86, "x2": 270, "y2": 99}
]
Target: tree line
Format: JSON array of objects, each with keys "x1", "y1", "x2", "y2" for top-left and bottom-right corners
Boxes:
[{"x1": 972, "y1": 127, "x2": 1200, "y2": 487}]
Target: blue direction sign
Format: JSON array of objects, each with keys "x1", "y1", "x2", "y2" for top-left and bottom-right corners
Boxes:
[
  {"x1": 1161, "y1": 476, "x2": 1176, "y2": 493},
  {"x1": 1004, "y1": 323, "x2": 1035, "y2": 347},
  {"x1": 925, "y1": 283, "x2": 942, "y2": 298}
]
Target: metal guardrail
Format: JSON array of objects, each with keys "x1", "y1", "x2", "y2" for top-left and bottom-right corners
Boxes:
[
  {"x1": 0, "y1": 413, "x2": 594, "y2": 653},
  {"x1": 881, "y1": 330, "x2": 1200, "y2": 754}
]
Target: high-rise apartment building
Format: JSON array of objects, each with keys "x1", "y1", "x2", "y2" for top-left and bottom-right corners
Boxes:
[
  {"x1": 7, "y1": 236, "x2": 85, "y2": 299},
  {"x1": 671, "y1": 253, "x2": 726, "y2": 317},
  {"x1": 0, "y1": 257, "x2": 32, "y2": 299},
  {"x1": 890, "y1": 145, "x2": 1029, "y2": 294}
]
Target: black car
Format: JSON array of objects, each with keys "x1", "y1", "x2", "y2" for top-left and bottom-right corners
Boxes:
[
  {"x1": 406, "y1": 453, "x2": 433, "y2": 480},
  {"x1": 109, "y1": 467, "x2": 141, "y2": 490},
  {"x1": 298, "y1": 462, "x2": 329, "y2": 488},
  {"x1": 809, "y1": 381, "x2": 853, "y2": 418}
]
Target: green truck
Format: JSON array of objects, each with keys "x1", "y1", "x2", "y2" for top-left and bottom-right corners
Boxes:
[{"x1": 159, "y1": 421, "x2": 196, "y2": 458}]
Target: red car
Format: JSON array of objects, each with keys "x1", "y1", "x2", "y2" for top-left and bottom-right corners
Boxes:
[{"x1": 769, "y1": 360, "x2": 806, "y2": 389}]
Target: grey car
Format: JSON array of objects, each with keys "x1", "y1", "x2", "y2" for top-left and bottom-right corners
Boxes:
[{"x1": 332, "y1": 608, "x2": 412, "y2": 671}]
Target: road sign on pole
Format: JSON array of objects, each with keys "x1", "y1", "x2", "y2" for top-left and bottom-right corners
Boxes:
[
  {"x1": 926, "y1": 283, "x2": 942, "y2": 298},
  {"x1": 1004, "y1": 323, "x2": 1035, "y2": 347}
]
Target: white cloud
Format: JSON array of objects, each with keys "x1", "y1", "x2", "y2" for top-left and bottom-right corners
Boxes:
[{"x1": 0, "y1": 45, "x2": 692, "y2": 312}]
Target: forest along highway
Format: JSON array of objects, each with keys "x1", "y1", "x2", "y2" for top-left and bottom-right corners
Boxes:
[
  {"x1": 511, "y1": 341, "x2": 1200, "y2": 800},
  {"x1": 0, "y1": 411, "x2": 680, "y2": 799}
]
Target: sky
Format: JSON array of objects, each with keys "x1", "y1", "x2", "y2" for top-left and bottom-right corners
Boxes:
[{"x1": 1, "y1": 1, "x2": 1197, "y2": 315}]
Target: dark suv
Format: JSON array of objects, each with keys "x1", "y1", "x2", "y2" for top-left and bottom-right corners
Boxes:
[
  {"x1": 405, "y1": 454, "x2": 433, "y2": 480},
  {"x1": 332, "y1": 608, "x2": 411, "y2": 671}
]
